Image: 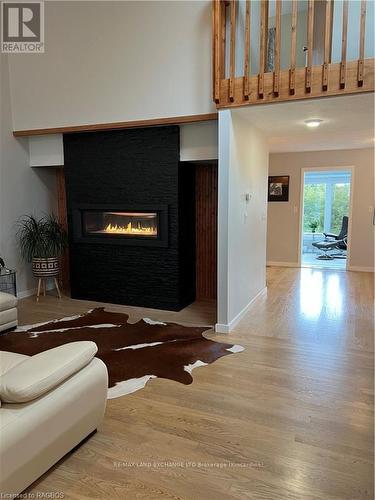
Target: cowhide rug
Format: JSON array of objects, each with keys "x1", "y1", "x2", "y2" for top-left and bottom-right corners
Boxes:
[{"x1": 0, "y1": 308, "x2": 244, "y2": 399}]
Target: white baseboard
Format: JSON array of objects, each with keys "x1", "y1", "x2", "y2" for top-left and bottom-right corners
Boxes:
[
  {"x1": 17, "y1": 282, "x2": 55, "y2": 299},
  {"x1": 215, "y1": 287, "x2": 267, "y2": 334},
  {"x1": 18, "y1": 287, "x2": 37, "y2": 299},
  {"x1": 347, "y1": 266, "x2": 375, "y2": 273},
  {"x1": 266, "y1": 261, "x2": 299, "y2": 268}
]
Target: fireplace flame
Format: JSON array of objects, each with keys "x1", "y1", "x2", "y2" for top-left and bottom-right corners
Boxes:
[{"x1": 104, "y1": 222, "x2": 157, "y2": 236}]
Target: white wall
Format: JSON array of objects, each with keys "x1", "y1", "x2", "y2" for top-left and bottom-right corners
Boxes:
[
  {"x1": 180, "y1": 121, "x2": 218, "y2": 161},
  {"x1": 217, "y1": 110, "x2": 268, "y2": 332},
  {"x1": 29, "y1": 135, "x2": 64, "y2": 167},
  {"x1": 8, "y1": 1, "x2": 215, "y2": 131},
  {"x1": 0, "y1": 55, "x2": 57, "y2": 296},
  {"x1": 28, "y1": 120, "x2": 219, "y2": 166},
  {"x1": 267, "y1": 148, "x2": 375, "y2": 271}
]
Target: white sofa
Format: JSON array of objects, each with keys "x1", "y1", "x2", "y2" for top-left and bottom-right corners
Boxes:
[
  {"x1": 0, "y1": 341, "x2": 108, "y2": 497},
  {"x1": 0, "y1": 292, "x2": 17, "y2": 332}
]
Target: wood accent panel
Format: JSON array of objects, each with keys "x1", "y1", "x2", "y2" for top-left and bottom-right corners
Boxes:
[
  {"x1": 195, "y1": 163, "x2": 218, "y2": 300},
  {"x1": 56, "y1": 167, "x2": 70, "y2": 291},
  {"x1": 217, "y1": 59, "x2": 375, "y2": 108},
  {"x1": 13, "y1": 113, "x2": 218, "y2": 137}
]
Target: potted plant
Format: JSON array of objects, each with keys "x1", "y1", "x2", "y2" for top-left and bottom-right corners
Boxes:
[
  {"x1": 17, "y1": 214, "x2": 67, "y2": 278},
  {"x1": 309, "y1": 220, "x2": 319, "y2": 234}
]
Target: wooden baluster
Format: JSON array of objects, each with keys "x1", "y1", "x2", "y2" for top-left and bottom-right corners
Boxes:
[
  {"x1": 212, "y1": 0, "x2": 217, "y2": 101},
  {"x1": 289, "y1": 0, "x2": 297, "y2": 95},
  {"x1": 264, "y1": 0, "x2": 269, "y2": 70},
  {"x1": 220, "y1": 1, "x2": 226, "y2": 80},
  {"x1": 213, "y1": 0, "x2": 220, "y2": 103},
  {"x1": 340, "y1": 0, "x2": 348, "y2": 89},
  {"x1": 305, "y1": 0, "x2": 314, "y2": 93},
  {"x1": 244, "y1": 0, "x2": 251, "y2": 99},
  {"x1": 322, "y1": 0, "x2": 333, "y2": 91},
  {"x1": 358, "y1": 0, "x2": 366, "y2": 86},
  {"x1": 273, "y1": 0, "x2": 282, "y2": 96},
  {"x1": 229, "y1": 0, "x2": 236, "y2": 101},
  {"x1": 259, "y1": 0, "x2": 268, "y2": 98}
]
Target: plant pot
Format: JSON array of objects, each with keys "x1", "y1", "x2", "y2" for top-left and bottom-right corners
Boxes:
[{"x1": 32, "y1": 257, "x2": 60, "y2": 278}]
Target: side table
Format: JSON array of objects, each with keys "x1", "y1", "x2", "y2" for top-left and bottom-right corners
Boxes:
[{"x1": 0, "y1": 268, "x2": 17, "y2": 296}]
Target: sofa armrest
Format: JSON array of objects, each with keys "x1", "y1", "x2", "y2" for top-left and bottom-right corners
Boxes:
[{"x1": 0, "y1": 341, "x2": 98, "y2": 403}]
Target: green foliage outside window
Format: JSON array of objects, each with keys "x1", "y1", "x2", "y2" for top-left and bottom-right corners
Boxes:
[
  {"x1": 331, "y1": 184, "x2": 350, "y2": 233},
  {"x1": 303, "y1": 183, "x2": 350, "y2": 234},
  {"x1": 303, "y1": 184, "x2": 325, "y2": 232}
]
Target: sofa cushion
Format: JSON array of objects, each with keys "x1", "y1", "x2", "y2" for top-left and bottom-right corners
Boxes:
[
  {"x1": 0, "y1": 351, "x2": 29, "y2": 376},
  {"x1": 0, "y1": 308, "x2": 17, "y2": 326},
  {"x1": 0, "y1": 341, "x2": 98, "y2": 403},
  {"x1": 0, "y1": 292, "x2": 17, "y2": 313}
]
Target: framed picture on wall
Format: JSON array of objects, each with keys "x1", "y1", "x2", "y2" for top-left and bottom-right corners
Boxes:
[{"x1": 268, "y1": 176, "x2": 289, "y2": 202}]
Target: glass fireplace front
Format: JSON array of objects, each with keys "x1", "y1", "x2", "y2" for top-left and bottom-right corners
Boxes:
[{"x1": 83, "y1": 211, "x2": 158, "y2": 238}]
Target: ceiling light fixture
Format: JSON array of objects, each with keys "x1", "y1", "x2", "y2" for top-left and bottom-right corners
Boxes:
[{"x1": 304, "y1": 119, "x2": 323, "y2": 128}]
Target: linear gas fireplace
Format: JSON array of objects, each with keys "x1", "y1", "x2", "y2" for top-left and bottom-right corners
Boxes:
[
  {"x1": 84, "y1": 211, "x2": 158, "y2": 237},
  {"x1": 72, "y1": 204, "x2": 168, "y2": 247}
]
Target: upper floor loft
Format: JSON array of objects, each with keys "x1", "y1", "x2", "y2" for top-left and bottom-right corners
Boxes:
[{"x1": 212, "y1": 0, "x2": 375, "y2": 108}]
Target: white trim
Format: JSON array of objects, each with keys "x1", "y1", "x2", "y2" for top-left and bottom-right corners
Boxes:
[
  {"x1": 266, "y1": 261, "x2": 299, "y2": 268},
  {"x1": 18, "y1": 287, "x2": 38, "y2": 299},
  {"x1": 347, "y1": 266, "x2": 375, "y2": 273},
  {"x1": 17, "y1": 282, "x2": 54, "y2": 299},
  {"x1": 298, "y1": 165, "x2": 355, "y2": 271},
  {"x1": 215, "y1": 287, "x2": 267, "y2": 334}
]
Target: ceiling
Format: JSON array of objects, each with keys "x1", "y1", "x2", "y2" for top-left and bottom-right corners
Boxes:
[{"x1": 233, "y1": 93, "x2": 374, "y2": 153}]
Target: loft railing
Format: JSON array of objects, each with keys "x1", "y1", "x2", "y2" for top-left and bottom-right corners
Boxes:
[{"x1": 212, "y1": 0, "x2": 374, "y2": 107}]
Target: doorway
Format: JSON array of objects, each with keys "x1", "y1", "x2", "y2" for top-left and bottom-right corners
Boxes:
[{"x1": 299, "y1": 168, "x2": 353, "y2": 270}]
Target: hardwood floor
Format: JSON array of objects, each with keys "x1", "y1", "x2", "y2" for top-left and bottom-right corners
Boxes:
[{"x1": 17, "y1": 267, "x2": 374, "y2": 499}]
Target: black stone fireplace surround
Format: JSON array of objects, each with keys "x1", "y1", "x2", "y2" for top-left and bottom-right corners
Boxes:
[{"x1": 64, "y1": 126, "x2": 195, "y2": 311}]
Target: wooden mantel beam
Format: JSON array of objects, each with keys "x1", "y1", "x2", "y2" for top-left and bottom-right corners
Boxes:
[{"x1": 13, "y1": 113, "x2": 219, "y2": 137}]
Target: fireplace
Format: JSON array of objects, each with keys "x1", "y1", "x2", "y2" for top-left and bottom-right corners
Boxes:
[
  {"x1": 72, "y1": 204, "x2": 168, "y2": 247},
  {"x1": 84, "y1": 211, "x2": 158, "y2": 237},
  {"x1": 64, "y1": 126, "x2": 195, "y2": 310}
]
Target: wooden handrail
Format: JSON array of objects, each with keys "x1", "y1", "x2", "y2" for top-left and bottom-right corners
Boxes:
[{"x1": 212, "y1": 0, "x2": 374, "y2": 108}]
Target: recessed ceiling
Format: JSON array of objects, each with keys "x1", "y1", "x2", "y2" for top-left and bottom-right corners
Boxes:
[{"x1": 232, "y1": 93, "x2": 374, "y2": 153}]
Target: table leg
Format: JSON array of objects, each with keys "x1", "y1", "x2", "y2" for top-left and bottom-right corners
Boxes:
[
  {"x1": 36, "y1": 278, "x2": 41, "y2": 302},
  {"x1": 54, "y1": 278, "x2": 61, "y2": 299}
]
